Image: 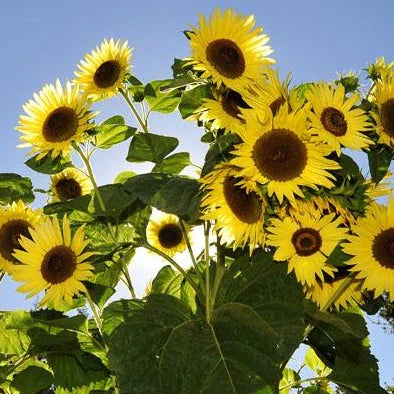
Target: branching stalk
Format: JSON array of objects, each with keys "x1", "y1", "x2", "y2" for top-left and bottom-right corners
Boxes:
[{"x1": 119, "y1": 88, "x2": 149, "y2": 133}]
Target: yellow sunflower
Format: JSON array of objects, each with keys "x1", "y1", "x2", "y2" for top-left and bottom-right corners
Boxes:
[
  {"x1": 74, "y1": 38, "x2": 132, "y2": 100},
  {"x1": 200, "y1": 165, "x2": 266, "y2": 253},
  {"x1": 267, "y1": 212, "x2": 347, "y2": 286},
  {"x1": 187, "y1": 8, "x2": 274, "y2": 93},
  {"x1": 16, "y1": 80, "x2": 96, "y2": 159},
  {"x1": 304, "y1": 265, "x2": 364, "y2": 310},
  {"x1": 372, "y1": 70, "x2": 394, "y2": 146},
  {"x1": 367, "y1": 57, "x2": 393, "y2": 81},
  {"x1": 197, "y1": 89, "x2": 250, "y2": 134},
  {"x1": 305, "y1": 83, "x2": 372, "y2": 155},
  {"x1": 0, "y1": 201, "x2": 41, "y2": 275},
  {"x1": 146, "y1": 211, "x2": 189, "y2": 257},
  {"x1": 50, "y1": 167, "x2": 92, "y2": 202},
  {"x1": 342, "y1": 198, "x2": 394, "y2": 301},
  {"x1": 230, "y1": 106, "x2": 340, "y2": 203},
  {"x1": 12, "y1": 215, "x2": 94, "y2": 309}
]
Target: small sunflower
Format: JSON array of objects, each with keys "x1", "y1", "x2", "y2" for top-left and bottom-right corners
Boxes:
[
  {"x1": 342, "y1": 198, "x2": 394, "y2": 301},
  {"x1": 16, "y1": 80, "x2": 96, "y2": 159},
  {"x1": 0, "y1": 201, "x2": 41, "y2": 274},
  {"x1": 187, "y1": 8, "x2": 274, "y2": 93},
  {"x1": 12, "y1": 215, "x2": 94, "y2": 309},
  {"x1": 304, "y1": 265, "x2": 364, "y2": 310},
  {"x1": 50, "y1": 167, "x2": 92, "y2": 202},
  {"x1": 197, "y1": 89, "x2": 250, "y2": 134},
  {"x1": 231, "y1": 106, "x2": 340, "y2": 203},
  {"x1": 74, "y1": 38, "x2": 132, "y2": 100},
  {"x1": 200, "y1": 165, "x2": 266, "y2": 253},
  {"x1": 305, "y1": 83, "x2": 372, "y2": 155},
  {"x1": 267, "y1": 212, "x2": 347, "y2": 286},
  {"x1": 372, "y1": 71, "x2": 394, "y2": 146},
  {"x1": 367, "y1": 57, "x2": 393, "y2": 81},
  {"x1": 146, "y1": 211, "x2": 189, "y2": 257}
]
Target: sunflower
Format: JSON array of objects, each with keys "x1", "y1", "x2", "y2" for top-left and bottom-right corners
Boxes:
[
  {"x1": 305, "y1": 83, "x2": 372, "y2": 155},
  {"x1": 342, "y1": 199, "x2": 394, "y2": 301},
  {"x1": 187, "y1": 8, "x2": 274, "y2": 94},
  {"x1": 367, "y1": 57, "x2": 393, "y2": 81},
  {"x1": 230, "y1": 106, "x2": 340, "y2": 204},
  {"x1": 16, "y1": 80, "x2": 96, "y2": 159},
  {"x1": 304, "y1": 265, "x2": 364, "y2": 310},
  {"x1": 267, "y1": 212, "x2": 347, "y2": 286},
  {"x1": 50, "y1": 167, "x2": 92, "y2": 202},
  {"x1": 0, "y1": 201, "x2": 41, "y2": 275},
  {"x1": 12, "y1": 215, "x2": 94, "y2": 309},
  {"x1": 74, "y1": 38, "x2": 132, "y2": 100},
  {"x1": 197, "y1": 89, "x2": 250, "y2": 134},
  {"x1": 372, "y1": 71, "x2": 394, "y2": 146},
  {"x1": 146, "y1": 211, "x2": 189, "y2": 257},
  {"x1": 200, "y1": 165, "x2": 266, "y2": 253}
]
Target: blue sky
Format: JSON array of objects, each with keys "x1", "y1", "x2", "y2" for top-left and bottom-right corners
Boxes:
[{"x1": 0, "y1": 0, "x2": 393, "y2": 386}]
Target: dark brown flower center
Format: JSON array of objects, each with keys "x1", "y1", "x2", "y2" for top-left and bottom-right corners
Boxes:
[
  {"x1": 0, "y1": 220, "x2": 31, "y2": 263},
  {"x1": 292, "y1": 228, "x2": 322, "y2": 256},
  {"x1": 43, "y1": 107, "x2": 79, "y2": 142},
  {"x1": 223, "y1": 176, "x2": 263, "y2": 224},
  {"x1": 93, "y1": 60, "x2": 121, "y2": 88},
  {"x1": 372, "y1": 227, "x2": 394, "y2": 269},
  {"x1": 270, "y1": 96, "x2": 286, "y2": 115},
  {"x1": 323, "y1": 264, "x2": 350, "y2": 284},
  {"x1": 55, "y1": 178, "x2": 83, "y2": 201},
  {"x1": 320, "y1": 107, "x2": 347, "y2": 136},
  {"x1": 221, "y1": 90, "x2": 249, "y2": 120},
  {"x1": 41, "y1": 245, "x2": 77, "y2": 284},
  {"x1": 158, "y1": 223, "x2": 183, "y2": 249},
  {"x1": 380, "y1": 98, "x2": 394, "y2": 138},
  {"x1": 206, "y1": 39, "x2": 245, "y2": 79},
  {"x1": 252, "y1": 128, "x2": 308, "y2": 181}
]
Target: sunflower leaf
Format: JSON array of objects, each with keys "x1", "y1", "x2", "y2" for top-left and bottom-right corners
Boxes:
[
  {"x1": 152, "y1": 152, "x2": 191, "y2": 174},
  {"x1": 11, "y1": 366, "x2": 53, "y2": 394},
  {"x1": 144, "y1": 79, "x2": 182, "y2": 113},
  {"x1": 94, "y1": 124, "x2": 136, "y2": 149},
  {"x1": 0, "y1": 173, "x2": 35, "y2": 204},
  {"x1": 178, "y1": 84, "x2": 212, "y2": 119},
  {"x1": 25, "y1": 153, "x2": 72, "y2": 174},
  {"x1": 367, "y1": 144, "x2": 393, "y2": 183}
]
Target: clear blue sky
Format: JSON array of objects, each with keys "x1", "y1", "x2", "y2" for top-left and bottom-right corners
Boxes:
[{"x1": 0, "y1": 0, "x2": 393, "y2": 386}]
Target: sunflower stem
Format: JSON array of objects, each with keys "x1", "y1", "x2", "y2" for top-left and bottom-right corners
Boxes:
[
  {"x1": 143, "y1": 242, "x2": 203, "y2": 304},
  {"x1": 85, "y1": 289, "x2": 104, "y2": 337},
  {"x1": 119, "y1": 88, "x2": 149, "y2": 133},
  {"x1": 211, "y1": 232, "x2": 226, "y2": 310},
  {"x1": 204, "y1": 221, "x2": 211, "y2": 322}
]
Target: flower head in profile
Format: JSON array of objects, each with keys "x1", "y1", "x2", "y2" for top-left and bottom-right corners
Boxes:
[
  {"x1": 16, "y1": 80, "x2": 96, "y2": 159},
  {"x1": 187, "y1": 8, "x2": 274, "y2": 93},
  {"x1": 75, "y1": 38, "x2": 132, "y2": 100},
  {"x1": 13, "y1": 215, "x2": 94, "y2": 309}
]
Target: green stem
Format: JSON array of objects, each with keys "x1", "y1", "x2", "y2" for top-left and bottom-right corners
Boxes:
[
  {"x1": 279, "y1": 376, "x2": 329, "y2": 392},
  {"x1": 211, "y1": 232, "x2": 225, "y2": 310},
  {"x1": 122, "y1": 264, "x2": 137, "y2": 299},
  {"x1": 143, "y1": 242, "x2": 203, "y2": 302},
  {"x1": 204, "y1": 221, "x2": 211, "y2": 322},
  {"x1": 119, "y1": 88, "x2": 149, "y2": 133},
  {"x1": 86, "y1": 289, "x2": 104, "y2": 337}
]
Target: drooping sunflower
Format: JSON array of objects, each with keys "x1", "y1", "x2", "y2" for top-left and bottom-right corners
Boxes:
[
  {"x1": 372, "y1": 71, "x2": 394, "y2": 146},
  {"x1": 187, "y1": 8, "x2": 274, "y2": 94},
  {"x1": 267, "y1": 212, "x2": 347, "y2": 286},
  {"x1": 304, "y1": 265, "x2": 364, "y2": 310},
  {"x1": 342, "y1": 199, "x2": 394, "y2": 301},
  {"x1": 74, "y1": 38, "x2": 132, "y2": 100},
  {"x1": 231, "y1": 106, "x2": 340, "y2": 203},
  {"x1": 146, "y1": 211, "x2": 189, "y2": 257},
  {"x1": 0, "y1": 201, "x2": 41, "y2": 275},
  {"x1": 305, "y1": 83, "x2": 372, "y2": 155},
  {"x1": 197, "y1": 89, "x2": 250, "y2": 134},
  {"x1": 12, "y1": 215, "x2": 94, "y2": 309},
  {"x1": 50, "y1": 167, "x2": 92, "y2": 202},
  {"x1": 16, "y1": 80, "x2": 96, "y2": 159},
  {"x1": 200, "y1": 165, "x2": 266, "y2": 253}
]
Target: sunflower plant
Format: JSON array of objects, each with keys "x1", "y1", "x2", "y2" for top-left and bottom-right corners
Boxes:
[{"x1": 0, "y1": 7, "x2": 393, "y2": 394}]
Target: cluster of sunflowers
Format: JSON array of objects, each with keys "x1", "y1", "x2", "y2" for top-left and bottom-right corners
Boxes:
[{"x1": 0, "y1": 7, "x2": 392, "y2": 319}]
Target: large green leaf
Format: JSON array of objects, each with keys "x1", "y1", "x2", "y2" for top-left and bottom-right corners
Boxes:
[
  {"x1": 12, "y1": 366, "x2": 53, "y2": 394},
  {"x1": 95, "y1": 124, "x2": 136, "y2": 149},
  {"x1": 152, "y1": 152, "x2": 191, "y2": 174},
  {"x1": 306, "y1": 311, "x2": 385, "y2": 393},
  {"x1": 25, "y1": 153, "x2": 72, "y2": 174},
  {"x1": 44, "y1": 194, "x2": 91, "y2": 216},
  {"x1": 123, "y1": 173, "x2": 201, "y2": 222},
  {"x1": 178, "y1": 84, "x2": 212, "y2": 119},
  {"x1": 126, "y1": 133, "x2": 179, "y2": 164},
  {"x1": 0, "y1": 314, "x2": 30, "y2": 355},
  {"x1": 0, "y1": 173, "x2": 34, "y2": 204},
  {"x1": 367, "y1": 144, "x2": 393, "y2": 183},
  {"x1": 216, "y1": 252, "x2": 306, "y2": 361},
  {"x1": 144, "y1": 79, "x2": 182, "y2": 113}
]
